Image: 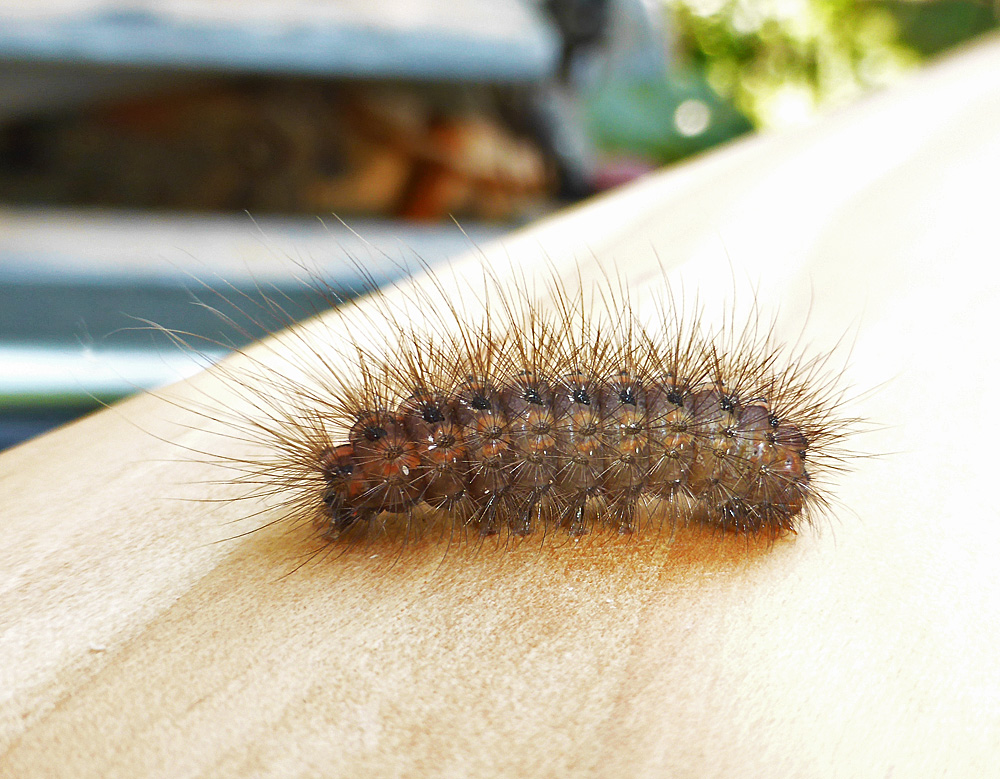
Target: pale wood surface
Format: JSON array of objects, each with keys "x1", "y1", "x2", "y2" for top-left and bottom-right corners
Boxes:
[{"x1": 4, "y1": 35, "x2": 1000, "y2": 778}]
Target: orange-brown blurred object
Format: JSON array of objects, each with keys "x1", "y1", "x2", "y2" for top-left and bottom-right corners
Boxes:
[{"x1": 0, "y1": 81, "x2": 554, "y2": 221}]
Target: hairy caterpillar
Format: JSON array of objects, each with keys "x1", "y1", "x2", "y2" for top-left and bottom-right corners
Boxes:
[{"x1": 166, "y1": 245, "x2": 855, "y2": 553}]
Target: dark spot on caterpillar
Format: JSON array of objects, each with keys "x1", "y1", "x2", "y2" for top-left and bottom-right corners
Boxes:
[
  {"x1": 422, "y1": 406, "x2": 445, "y2": 424},
  {"x1": 363, "y1": 426, "x2": 386, "y2": 442}
]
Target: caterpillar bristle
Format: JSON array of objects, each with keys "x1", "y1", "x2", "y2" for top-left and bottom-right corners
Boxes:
[{"x1": 160, "y1": 252, "x2": 859, "y2": 560}]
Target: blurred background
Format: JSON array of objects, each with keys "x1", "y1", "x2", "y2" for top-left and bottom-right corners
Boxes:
[{"x1": 0, "y1": 0, "x2": 996, "y2": 450}]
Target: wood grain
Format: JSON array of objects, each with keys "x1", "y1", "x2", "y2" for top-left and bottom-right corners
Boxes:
[{"x1": 4, "y1": 35, "x2": 1000, "y2": 778}]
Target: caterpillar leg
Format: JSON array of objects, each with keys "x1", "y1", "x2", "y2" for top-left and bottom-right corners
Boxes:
[{"x1": 319, "y1": 494, "x2": 372, "y2": 539}]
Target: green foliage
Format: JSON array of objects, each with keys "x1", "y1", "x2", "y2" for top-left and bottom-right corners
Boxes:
[
  {"x1": 584, "y1": 68, "x2": 753, "y2": 163},
  {"x1": 666, "y1": 0, "x2": 921, "y2": 127}
]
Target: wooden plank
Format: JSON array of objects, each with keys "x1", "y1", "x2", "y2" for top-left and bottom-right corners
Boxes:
[
  {"x1": 0, "y1": 0, "x2": 558, "y2": 80},
  {"x1": 3, "y1": 35, "x2": 1000, "y2": 777},
  {"x1": 0, "y1": 210, "x2": 507, "y2": 413}
]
